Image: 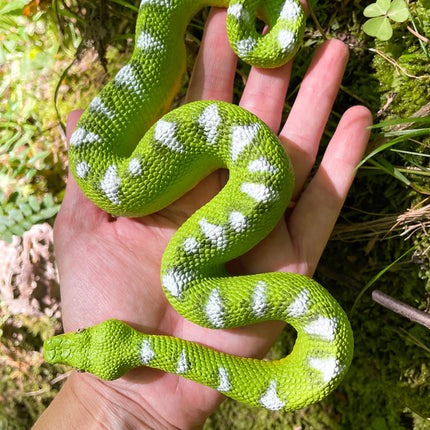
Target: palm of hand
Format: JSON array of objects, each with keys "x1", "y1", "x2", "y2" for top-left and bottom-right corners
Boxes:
[{"x1": 53, "y1": 8, "x2": 371, "y2": 429}]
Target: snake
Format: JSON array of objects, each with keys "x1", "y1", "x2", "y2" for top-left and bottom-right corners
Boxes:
[{"x1": 43, "y1": 0, "x2": 354, "y2": 412}]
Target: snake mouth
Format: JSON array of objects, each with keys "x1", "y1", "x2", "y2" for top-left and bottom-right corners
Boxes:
[
  {"x1": 43, "y1": 320, "x2": 143, "y2": 380},
  {"x1": 43, "y1": 335, "x2": 70, "y2": 364},
  {"x1": 43, "y1": 330, "x2": 87, "y2": 369}
]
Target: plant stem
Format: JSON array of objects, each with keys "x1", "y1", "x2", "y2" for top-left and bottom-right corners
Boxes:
[{"x1": 372, "y1": 290, "x2": 430, "y2": 329}]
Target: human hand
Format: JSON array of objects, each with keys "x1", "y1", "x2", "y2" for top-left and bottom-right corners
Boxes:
[{"x1": 49, "y1": 7, "x2": 371, "y2": 430}]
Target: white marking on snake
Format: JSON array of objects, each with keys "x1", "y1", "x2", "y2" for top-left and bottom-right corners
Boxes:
[
  {"x1": 248, "y1": 157, "x2": 278, "y2": 174},
  {"x1": 260, "y1": 381, "x2": 285, "y2": 411},
  {"x1": 183, "y1": 237, "x2": 200, "y2": 253},
  {"x1": 304, "y1": 316, "x2": 338, "y2": 342},
  {"x1": 176, "y1": 350, "x2": 188, "y2": 374},
  {"x1": 140, "y1": 0, "x2": 172, "y2": 7},
  {"x1": 252, "y1": 281, "x2": 267, "y2": 317},
  {"x1": 206, "y1": 289, "x2": 224, "y2": 328},
  {"x1": 69, "y1": 128, "x2": 102, "y2": 147},
  {"x1": 162, "y1": 268, "x2": 192, "y2": 298},
  {"x1": 217, "y1": 368, "x2": 231, "y2": 392},
  {"x1": 287, "y1": 288, "x2": 309, "y2": 317},
  {"x1": 128, "y1": 158, "x2": 142, "y2": 176},
  {"x1": 309, "y1": 357, "x2": 341, "y2": 384},
  {"x1": 154, "y1": 120, "x2": 184, "y2": 153},
  {"x1": 278, "y1": 30, "x2": 295, "y2": 53},
  {"x1": 75, "y1": 161, "x2": 90, "y2": 179},
  {"x1": 227, "y1": 3, "x2": 250, "y2": 21},
  {"x1": 89, "y1": 96, "x2": 114, "y2": 119},
  {"x1": 100, "y1": 165, "x2": 121, "y2": 205},
  {"x1": 199, "y1": 218, "x2": 227, "y2": 250},
  {"x1": 231, "y1": 123, "x2": 261, "y2": 161},
  {"x1": 114, "y1": 64, "x2": 144, "y2": 95},
  {"x1": 235, "y1": 37, "x2": 257, "y2": 56},
  {"x1": 136, "y1": 31, "x2": 164, "y2": 50},
  {"x1": 228, "y1": 211, "x2": 247, "y2": 233},
  {"x1": 280, "y1": 0, "x2": 302, "y2": 20},
  {"x1": 198, "y1": 104, "x2": 221, "y2": 146},
  {"x1": 140, "y1": 339, "x2": 155, "y2": 364},
  {"x1": 240, "y1": 183, "x2": 278, "y2": 203}
]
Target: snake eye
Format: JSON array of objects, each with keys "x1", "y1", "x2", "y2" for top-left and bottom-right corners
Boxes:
[
  {"x1": 76, "y1": 368, "x2": 86, "y2": 373},
  {"x1": 77, "y1": 328, "x2": 86, "y2": 334}
]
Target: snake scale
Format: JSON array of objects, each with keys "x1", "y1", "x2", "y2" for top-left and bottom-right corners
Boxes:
[{"x1": 44, "y1": 0, "x2": 354, "y2": 411}]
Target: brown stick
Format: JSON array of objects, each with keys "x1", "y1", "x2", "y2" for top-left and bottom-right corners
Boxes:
[{"x1": 372, "y1": 290, "x2": 430, "y2": 330}]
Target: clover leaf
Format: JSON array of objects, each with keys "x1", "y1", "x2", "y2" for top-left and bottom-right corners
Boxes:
[{"x1": 363, "y1": 0, "x2": 409, "y2": 41}]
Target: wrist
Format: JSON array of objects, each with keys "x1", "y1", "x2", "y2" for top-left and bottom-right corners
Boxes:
[{"x1": 33, "y1": 371, "x2": 178, "y2": 430}]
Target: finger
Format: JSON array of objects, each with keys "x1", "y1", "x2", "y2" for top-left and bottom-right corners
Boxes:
[
  {"x1": 63, "y1": 110, "x2": 89, "y2": 212},
  {"x1": 239, "y1": 62, "x2": 292, "y2": 133},
  {"x1": 186, "y1": 8, "x2": 237, "y2": 103},
  {"x1": 54, "y1": 111, "x2": 107, "y2": 240},
  {"x1": 280, "y1": 39, "x2": 350, "y2": 198},
  {"x1": 240, "y1": 0, "x2": 308, "y2": 134},
  {"x1": 238, "y1": 0, "x2": 309, "y2": 132},
  {"x1": 287, "y1": 105, "x2": 372, "y2": 275}
]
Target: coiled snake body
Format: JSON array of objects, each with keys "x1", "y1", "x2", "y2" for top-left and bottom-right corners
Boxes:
[{"x1": 44, "y1": 0, "x2": 354, "y2": 411}]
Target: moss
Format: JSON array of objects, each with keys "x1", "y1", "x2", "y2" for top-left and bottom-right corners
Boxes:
[
  {"x1": 314, "y1": 228, "x2": 430, "y2": 429},
  {"x1": 370, "y1": 1, "x2": 430, "y2": 118},
  {"x1": 0, "y1": 310, "x2": 67, "y2": 430}
]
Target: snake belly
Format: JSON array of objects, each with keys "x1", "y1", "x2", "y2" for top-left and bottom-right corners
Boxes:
[{"x1": 43, "y1": 0, "x2": 354, "y2": 412}]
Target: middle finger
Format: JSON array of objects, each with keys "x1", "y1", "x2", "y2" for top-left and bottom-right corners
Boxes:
[
  {"x1": 280, "y1": 39, "x2": 350, "y2": 198},
  {"x1": 239, "y1": 62, "x2": 293, "y2": 133}
]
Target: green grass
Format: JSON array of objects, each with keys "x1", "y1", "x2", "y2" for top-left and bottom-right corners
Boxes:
[{"x1": 0, "y1": 0, "x2": 429, "y2": 428}]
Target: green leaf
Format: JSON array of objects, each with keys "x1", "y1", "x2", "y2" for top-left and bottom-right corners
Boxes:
[
  {"x1": 42, "y1": 193, "x2": 54, "y2": 207},
  {"x1": 383, "y1": 127, "x2": 430, "y2": 137},
  {"x1": 0, "y1": 15, "x2": 17, "y2": 28},
  {"x1": 21, "y1": 219, "x2": 33, "y2": 230},
  {"x1": 40, "y1": 206, "x2": 60, "y2": 219},
  {"x1": 363, "y1": 16, "x2": 393, "y2": 40},
  {"x1": 0, "y1": 0, "x2": 26, "y2": 16},
  {"x1": 18, "y1": 203, "x2": 33, "y2": 218},
  {"x1": 28, "y1": 195, "x2": 40, "y2": 212},
  {"x1": 371, "y1": 156, "x2": 411, "y2": 187},
  {"x1": 387, "y1": 0, "x2": 409, "y2": 22},
  {"x1": 0, "y1": 193, "x2": 60, "y2": 243},
  {"x1": 363, "y1": 0, "x2": 391, "y2": 17},
  {"x1": 367, "y1": 115, "x2": 430, "y2": 128},
  {"x1": 109, "y1": 0, "x2": 139, "y2": 11},
  {"x1": 0, "y1": 214, "x2": 15, "y2": 228},
  {"x1": 8, "y1": 209, "x2": 23, "y2": 222},
  {"x1": 355, "y1": 134, "x2": 406, "y2": 170},
  {"x1": 10, "y1": 224, "x2": 25, "y2": 236},
  {"x1": 0, "y1": 230, "x2": 13, "y2": 243}
]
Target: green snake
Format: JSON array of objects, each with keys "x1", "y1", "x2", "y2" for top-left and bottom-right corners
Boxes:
[{"x1": 44, "y1": 0, "x2": 354, "y2": 411}]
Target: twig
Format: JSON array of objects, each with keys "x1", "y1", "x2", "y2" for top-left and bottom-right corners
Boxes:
[
  {"x1": 406, "y1": 0, "x2": 430, "y2": 61},
  {"x1": 306, "y1": 0, "x2": 327, "y2": 40},
  {"x1": 372, "y1": 290, "x2": 430, "y2": 329},
  {"x1": 407, "y1": 25, "x2": 429, "y2": 43},
  {"x1": 369, "y1": 48, "x2": 430, "y2": 79}
]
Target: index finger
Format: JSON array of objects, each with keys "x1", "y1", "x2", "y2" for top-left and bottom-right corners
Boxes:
[{"x1": 185, "y1": 8, "x2": 237, "y2": 103}]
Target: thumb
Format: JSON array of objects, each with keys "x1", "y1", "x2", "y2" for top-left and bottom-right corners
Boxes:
[
  {"x1": 54, "y1": 111, "x2": 108, "y2": 241},
  {"x1": 66, "y1": 110, "x2": 85, "y2": 143}
]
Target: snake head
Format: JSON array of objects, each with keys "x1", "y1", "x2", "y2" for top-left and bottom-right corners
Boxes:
[{"x1": 43, "y1": 319, "x2": 140, "y2": 381}]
